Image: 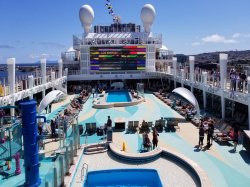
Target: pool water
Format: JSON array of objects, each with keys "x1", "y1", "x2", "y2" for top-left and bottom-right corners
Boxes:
[
  {"x1": 106, "y1": 91, "x2": 132, "y2": 103},
  {"x1": 83, "y1": 169, "x2": 163, "y2": 187}
]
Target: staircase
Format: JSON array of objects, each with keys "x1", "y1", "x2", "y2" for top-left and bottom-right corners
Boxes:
[{"x1": 84, "y1": 143, "x2": 108, "y2": 155}]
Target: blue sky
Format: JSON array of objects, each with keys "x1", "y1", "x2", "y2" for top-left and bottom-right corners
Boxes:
[{"x1": 0, "y1": 0, "x2": 250, "y2": 63}]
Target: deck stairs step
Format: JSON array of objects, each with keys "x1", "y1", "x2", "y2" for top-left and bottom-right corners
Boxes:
[{"x1": 84, "y1": 143, "x2": 107, "y2": 155}]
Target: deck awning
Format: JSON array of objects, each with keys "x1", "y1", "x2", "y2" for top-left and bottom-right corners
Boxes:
[
  {"x1": 38, "y1": 90, "x2": 64, "y2": 114},
  {"x1": 172, "y1": 87, "x2": 200, "y2": 118}
]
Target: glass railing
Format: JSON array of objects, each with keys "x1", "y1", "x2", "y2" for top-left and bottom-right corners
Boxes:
[{"x1": 40, "y1": 121, "x2": 80, "y2": 187}]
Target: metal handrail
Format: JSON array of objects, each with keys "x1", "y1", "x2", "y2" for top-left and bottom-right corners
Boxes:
[
  {"x1": 84, "y1": 131, "x2": 88, "y2": 146},
  {"x1": 81, "y1": 163, "x2": 88, "y2": 181}
]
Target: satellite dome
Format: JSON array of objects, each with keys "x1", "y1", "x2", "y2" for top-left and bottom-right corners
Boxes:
[
  {"x1": 159, "y1": 45, "x2": 168, "y2": 51},
  {"x1": 67, "y1": 46, "x2": 76, "y2": 52},
  {"x1": 140, "y1": 4, "x2": 156, "y2": 32},
  {"x1": 79, "y1": 5, "x2": 94, "y2": 33}
]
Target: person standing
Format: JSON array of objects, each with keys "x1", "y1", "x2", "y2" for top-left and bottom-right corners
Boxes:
[
  {"x1": 152, "y1": 128, "x2": 159, "y2": 149},
  {"x1": 143, "y1": 133, "x2": 151, "y2": 151},
  {"x1": 104, "y1": 116, "x2": 112, "y2": 134},
  {"x1": 92, "y1": 87, "x2": 95, "y2": 98},
  {"x1": 0, "y1": 109, "x2": 5, "y2": 126},
  {"x1": 199, "y1": 124, "x2": 205, "y2": 148},
  {"x1": 207, "y1": 123, "x2": 214, "y2": 147},
  {"x1": 107, "y1": 116, "x2": 112, "y2": 128},
  {"x1": 50, "y1": 120, "x2": 56, "y2": 141},
  {"x1": 233, "y1": 125, "x2": 239, "y2": 152}
]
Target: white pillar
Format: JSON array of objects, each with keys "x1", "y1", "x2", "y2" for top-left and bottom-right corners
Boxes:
[
  {"x1": 7, "y1": 58, "x2": 15, "y2": 95},
  {"x1": 189, "y1": 56, "x2": 195, "y2": 93},
  {"x1": 181, "y1": 69, "x2": 184, "y2": 87},
  {"x1": 247, "y1": 77, "x2": 250, "y2": 130},
  {"x1": 58, "y1": 59, "x2": 63, "y2": 78},
  {"x1": 221, "y1": 95, "x2": 225, "y2": 119},
  {"x1": 219, "y1": 53, "x2": 228, "y2": 90},
  {"x1": 189, "y1": 56, "x2": 195, "y2": 82},
  {"x1": 7, "y1": 58, "x2": 15, "y2": 116},
  {"x1": 41, "y1": 58, "x2": 46, "y2": 98},
  {"x1": 173, "y1": 57, "x2": 177, "y2": 88},
  {"x1": 41, "y1": 58, "x2": 46, "y2": 84},
  {"x1": 64, "y1": 68, "x2": 68, "y2": 77},
  {"x1": 51, "y1": 71, "x2": 55, "y2": 91},
  {"x1": 202, "y1": 72, "x2": 208, "y2": 109},
  {"x1": 28, "y1": 75, "x2": 34, "y2": 100},
  {"x1": 219, "y1": 53, "x2": 228, "y2": 119},
  {"x1": 167, "y1": 66, "x2": 171, "y2": 74}
]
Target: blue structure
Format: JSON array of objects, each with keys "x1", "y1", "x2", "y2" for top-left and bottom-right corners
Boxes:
[{"x1": 20, "y1": 100, "x2": 41, "y2": 187}]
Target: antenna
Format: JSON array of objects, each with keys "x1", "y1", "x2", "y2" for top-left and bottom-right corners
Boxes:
[{"x1": 105, "y1": 0, "x2": 121, "y2": 24}]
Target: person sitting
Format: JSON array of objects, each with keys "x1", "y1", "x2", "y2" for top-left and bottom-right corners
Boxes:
[
  {"x1": 191, "y1": 107, "x2": 197, "y2": 115},
  {"x1": 133, "y1": 91, "x2": 138, "y2": 99},
  {"x1": 141, "y1": 120, "x2": 147, "y2": 127},
  {"x1": 185, "y1": 106, "x2": 193, "y2": 120},
  {"x1": 143, "y1": 133, "x2": 151, "y2": 151},
  {"x1": 215, "y1": 127, "x2": 234, "y2": 141}
]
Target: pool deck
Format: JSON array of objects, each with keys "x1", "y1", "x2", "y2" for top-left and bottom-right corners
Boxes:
[
  {"x1": 70, "y1": 151, "x2": 198, "y2": 187},
  {"x1": 2, "y1": 93, "x2": 249, "y2": 187},
  {"x1": 73, "y1": 94, "x2": 250, "y2": 187}
]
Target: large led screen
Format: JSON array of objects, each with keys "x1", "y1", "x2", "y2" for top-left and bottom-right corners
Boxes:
[{"x1": 90, "y1": 46, "x2": 146, "y2": 71}]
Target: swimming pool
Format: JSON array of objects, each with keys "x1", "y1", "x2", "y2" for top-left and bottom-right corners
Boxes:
[
  {"x1": 106, "y1": 91, "x2": 131, "y2": 103},
  {"x1": 83, "y1": 169, "x2": 163, "y2": 187}
]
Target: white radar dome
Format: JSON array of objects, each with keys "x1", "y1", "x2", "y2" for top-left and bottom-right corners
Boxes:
[
  {"x1": 79, "y1": 5, "x2": 94, "y2": 34},
  {"x1": 140, "y1": 4, "x2": 156, "y2": 33}
]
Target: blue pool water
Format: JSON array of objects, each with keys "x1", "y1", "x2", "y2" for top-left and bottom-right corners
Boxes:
[
  {"x1": 84, "y1": 169, "x2": 163, "y2": 187},
  {"x1": 106, "y1": 91, "x2": 131, "y2": 103}
]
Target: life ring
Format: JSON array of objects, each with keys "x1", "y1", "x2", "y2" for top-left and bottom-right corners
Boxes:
[{"x1": 0, "y1": 85, "x2": 4, "y2": 97}]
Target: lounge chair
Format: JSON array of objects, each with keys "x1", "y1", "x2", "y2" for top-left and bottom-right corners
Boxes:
[
  {"x1": 127, "y1": 121, "x2": 136, "y2": 133},
  {"x1": 78, "y1": 125, "x2": 84, "y2": 136},
  {"x1": 91, "y1": 122, "x2": 97, "y2": 132},
  {"x1": 85, "y1": 123, "x2": 96, "y2": 135},
  {"x1": 155, "y1": 120, "x2": 164, "y2": 132},
  {"x1": 166, "y1": 119, "x2": 180, "y2": 131},
  {"x1": 147, "y1": 121, "x2": 153, "y2": 128},
  {"x1": 133, "y1": 121, "x2": 139, "y2": 130},
  {"x1": 214, "y1": 128, "x2": 234, "y2": 144},
  {"x1": 139, "y1": 121, "x2": 150, "y2": 133},
  {"x1": 213, "y1": 122, "x2": 228, "y2": 135}
]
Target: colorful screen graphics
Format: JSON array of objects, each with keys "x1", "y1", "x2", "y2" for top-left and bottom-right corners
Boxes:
[{"x1": 90, "y1": 46, "x2": 146, "y2": 71}]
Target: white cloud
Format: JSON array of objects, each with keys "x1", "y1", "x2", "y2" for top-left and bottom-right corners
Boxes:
[
  {"x1": 29, "y1": 54, "x2": 40, "y2": 59},
  {"x1": 0, "y1": 45, "x2": 14, "y2": 49},
  {"x1": 41, "y1": 53, "x2": 50, "y2": 58},
  {"x1": 191, "y1": 42, "x2": 201, "y2": 46},
  {"x1": 243, "y1": 34, "x2": 250, "y2": 38},
  {"x1": 201, "y1": 34, "x2": 237, "y2": 43},
  {"x1": 29, "y1": 53, "x2": 58, "y2": 59},
  {"x1": 232, "y1": 33, "x2": 241, "y2": 38}
]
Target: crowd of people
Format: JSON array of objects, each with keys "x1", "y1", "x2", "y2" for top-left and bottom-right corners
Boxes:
[
  {"x1": 229, "y1": 68, "x2": 247, "y2": 98},
  {"x1": 198, "y1": 117, "x2": 244, "y2": 152},
  {"x1": 47, "y1": 88, "x2": 90, "y2": 141},
  {"x1": 198, "y1": 118, "x2": 215, "y2": 149}
]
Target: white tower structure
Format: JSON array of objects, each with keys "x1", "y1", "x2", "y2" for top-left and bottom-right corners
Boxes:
[
  {"x1": 189, "y1": 56, "x2": 195, "y2": 93},
  {"x1": 79, "y1": 5, "x2": 94, "y2": 34},
  {"x1": 219, "y1": 53, "x2": 228, "y2": 119},
  {"x1": 140, "y1": 4, "x2": 155, "y2": 33},
  {"x1": 40, "y1": 58, "x2": 46, "y2": 98},
  {"x1": 7, "y1": 58, "x2": 15, "y2": 116}
]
